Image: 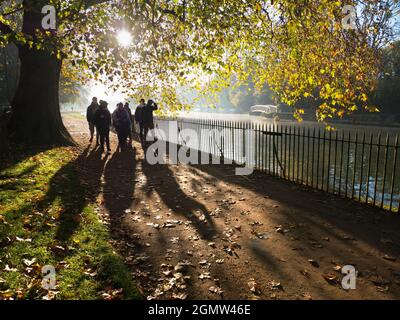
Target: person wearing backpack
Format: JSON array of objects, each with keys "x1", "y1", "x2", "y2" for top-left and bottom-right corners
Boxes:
[
  {"x1": 112, "y1": 102, "x2": 132, "y2": 151},
  {"x1": 93, "y1": 100, "x2": 111, "y2": 153}
]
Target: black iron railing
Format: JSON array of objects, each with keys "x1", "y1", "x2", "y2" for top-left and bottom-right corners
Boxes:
[{"x1": 155, "y1": 117, "x2": 400, "y2": 213}]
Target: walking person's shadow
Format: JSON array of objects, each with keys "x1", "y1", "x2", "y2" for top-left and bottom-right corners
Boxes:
[
  {"x1": 141, "y1": 158, "x2": 217, "y2": 240},
  {"x1": 34, "y1": 145, "x2": 109, "y2": 242},
  {"x1": 103, "y1": 147, "x2": 137, "y2": 232}
]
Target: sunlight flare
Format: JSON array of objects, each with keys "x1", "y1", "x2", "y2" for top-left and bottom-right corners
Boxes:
[{"x1": 117, "y1": 30, "x2": 133, "y2": 47}]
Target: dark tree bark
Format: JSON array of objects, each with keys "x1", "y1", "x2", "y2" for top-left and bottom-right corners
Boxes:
[
  {"x1": 4, "y1": 0, "x2": 73, "y2": 147},
  {"x1": 8, "y1": 47, "x2": 73, "y2": 145},
  {"x1": 0, "y1": 112, "x2": 10, "y2": 160}
]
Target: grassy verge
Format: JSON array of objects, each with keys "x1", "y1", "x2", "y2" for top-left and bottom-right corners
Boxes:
[{"x1": 0, "y1": 147, "x2": 141, "y2": 300}]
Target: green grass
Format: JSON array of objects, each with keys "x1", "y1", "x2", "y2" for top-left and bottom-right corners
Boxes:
[{"x1": 0, "y1": 148, "x2": 141, "y2": 300}]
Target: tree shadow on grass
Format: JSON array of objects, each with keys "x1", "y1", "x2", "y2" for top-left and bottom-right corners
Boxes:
[
  {"x1": 0, "y1": 145, "x2": 52, "y2": 171},
  {"x1": 0, "y1": 163, "x2": 39, "y2": 191},
  {"x1": 37, "y1": 146, "x2": 108, "y2": 242},
  {"x1": 0, "y1": 141, "x2": 143, "y2": 299}
]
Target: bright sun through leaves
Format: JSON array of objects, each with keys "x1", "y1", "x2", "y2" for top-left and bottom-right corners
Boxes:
[{"x1": 117, "y1": 30, "x2": 133, "y2": 47}]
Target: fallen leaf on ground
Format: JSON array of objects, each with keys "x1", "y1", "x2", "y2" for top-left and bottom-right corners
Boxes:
[
  {"x1": 0, "y1": 290, "x2": 13, "y2": 300},
  {"x1": 333, "y1": 265, "x2": 342, "y2": 272},
  {"x1": 248, "y1": 279, "x2": 261, "y2": 295},
  {"x1": 23, "y1": 258, "x2": 37, "y2": 267},
  {"x1": 209, "y1": 286, "x2": 223, "y2": 295},
  {"x1": 371, "y1": 276, "x2": 391, "y2": 286},
  {"x1": 16, "y1": 237, "x2": 32, "y2": 242},
  {"x1": 270, "y1": 281, "x2": 283, "y2": 290},
  {"x1": 4, "y1": 265, "x2": 17, "y2": 272},
  {"x1": 301, "y1": 293, "x2": 313, "y2": 300},
  {"x1": 323, "y1": 273, "x2": 340, "y2": 286},
  {"x1": 376, "y1": 285, "x2": 390, "y2": 293},
  {"x1": 170, "y1": 237, "x2": 180, "y2": 244},
  {"x1": 199, "y1": 272, "x2": 212, "y2": 280},
  {"x1": 147, "y1": 223, "x2": 160, "y2": 229},
  {"x1": 300, "y1": 270, "x2": 311, "y2": 278},
  {"x1": 199, "y1": 260, "x2": 208, "y2": 266},
  {"x1": 341, "y1": 235, "x2": 353, "y2": 241},
  {"x1": 172, "y1": 293, "x2": 187, "y2": 300},
  {"x1": 256, "y1": 232, "x2": 271, "y2": 240},
  {"x1": 383, "y1": 255, "x2": 397, "y2": 262},
  {"x1": 308, "y1": 259, "x2": 320, "y2": 268}
]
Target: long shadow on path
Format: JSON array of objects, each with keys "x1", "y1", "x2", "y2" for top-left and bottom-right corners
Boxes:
[
  {"x1": 51, "y1": 145, "x2": 108, "y2": 241},
  {"x1": 141, "y1": 158, "x2": 217, "y2": 241},
  {"x1": 188, "y1": 160, "x2": 400, "y2": 298},
  {"x1": 103, "y1": 147, "x2": 137, "y2": 235}
]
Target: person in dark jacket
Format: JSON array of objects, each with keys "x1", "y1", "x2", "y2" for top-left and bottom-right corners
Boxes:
[
  {"x1": 86, "y1": 97, "x2": 100, "y2": 144},
  {"x1": 141, "y1": 99, "x2": 158, "y2": 145},
  {"x1": 93, "y1": 100, "x2": 111, "y2": 153},
  {"x1": 124, "y1": 102, "x2": 133, "y2": 143},
  {"x1": 134, "y1": 99, "x2": 146, "y2": 143},
  {"x1": 112, "y1": 102, "x2": 132, "y2": 151}
]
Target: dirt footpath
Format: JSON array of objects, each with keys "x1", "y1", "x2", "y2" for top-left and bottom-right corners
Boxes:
[{"x1": 64, "y1": 115, "x2": 400, "y2": 300}]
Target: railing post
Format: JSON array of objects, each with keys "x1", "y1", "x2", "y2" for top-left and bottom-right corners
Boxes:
[
  {"x1": 373, "y1": 133, "x2": 382, "y2": 207},
  {"x1": 311, "y1": 128, "x2": 316, "y2": 189},
  {"x1": 322, "y1": 129, "x2": 326, "y2": 191},
  {"x1": 345, "y1": 131, "x2": 351, "y2": 198},
  {"x1": 288, "y1": 126, "x2": 292, "y2": 180},
  {"x1": 366, "y1": 133, "x2": 374, "y2": 205},
  {"x1": 389, "y1": 134, "x2": 399, "y2": 212},
  {"x1": 351, "y1": 132, "x2": 358, "y2": 200},
  {"x1": 359, "y1": 132, "x2": 366, "y2": 202},
  {"x1": 316, "y1": 128, "x2": 321, "y2": 189},
  {"x1": 381, "y1": 134, "x2": 390, "y2": 209}
]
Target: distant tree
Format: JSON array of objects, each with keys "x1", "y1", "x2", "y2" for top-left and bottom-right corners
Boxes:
[{"x1": 374, "y1": 41, "x2": 400, "y2": 116}]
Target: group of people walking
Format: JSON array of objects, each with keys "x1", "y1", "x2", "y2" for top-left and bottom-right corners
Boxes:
[{"x1": 86, "y1": 97, "x2": 158, "y2": 153}]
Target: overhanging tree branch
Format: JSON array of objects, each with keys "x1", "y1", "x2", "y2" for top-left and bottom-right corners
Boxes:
[
  {"x1": 0, "y1": 21, "x2": 13, "y2": 34},
  {"x1": 1, "y1": 6, "x2": 23, "y2": 17},
  {"x1": 84, "y1": 0, "x2": 112, "y2": 8}
]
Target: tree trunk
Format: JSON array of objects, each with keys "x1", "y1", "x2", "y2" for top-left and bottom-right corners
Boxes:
[
  {"x1": 0, "y1": 112, "x2": 10, "y2": 160},
  {"x1": 5, "y1": 0, "x2": 74, "y2": 147},
  {"x1": 8, "y1": 46, "x2": 73, "y2": 146}
]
